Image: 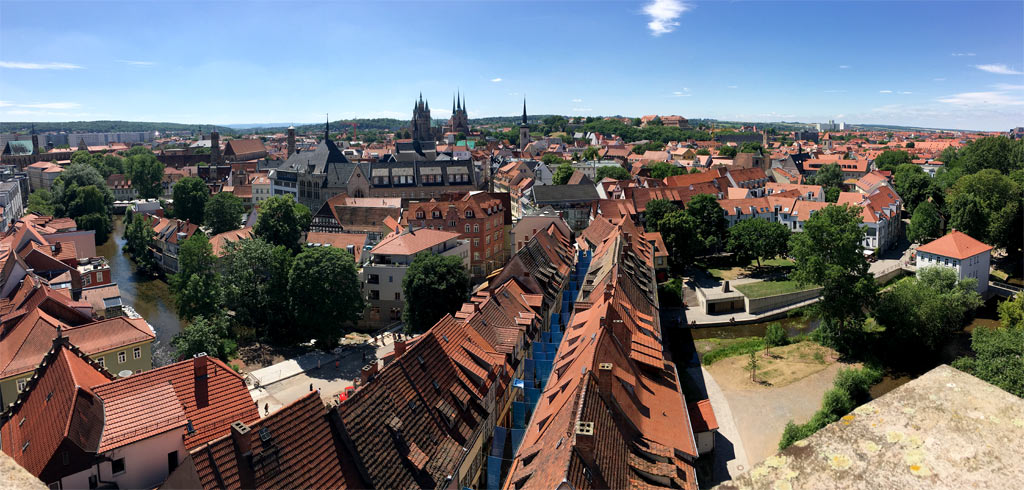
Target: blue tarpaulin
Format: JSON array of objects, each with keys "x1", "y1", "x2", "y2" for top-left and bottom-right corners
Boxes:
[
  {"x1": 487, "y1": 456, "x2": 503, "y2": 490},
  {"x1": 491, "y1": 426, "x2": 508, "y2": 457},
  {"x1": 510, "y1": 429, "x2": 526, "y2": 452},
  {"x1": 512, "y1": 401, "x2": 526, "y2": 428},
  {"x1": 525, "y1": 387, "x2": 540, "y2": 406}
]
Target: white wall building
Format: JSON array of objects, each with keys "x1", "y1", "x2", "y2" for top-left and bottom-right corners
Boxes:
[{"x1": 915, "y1": 230, "x2": 992, "y2": 294}]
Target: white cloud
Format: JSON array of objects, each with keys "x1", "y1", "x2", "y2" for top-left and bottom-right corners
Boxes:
[
  {"x1": 0, "y1": 101, "x2": 81, "y2": 110},
  {"x1": 116, "y1": 60, "x2": 156, "y2": 66},
  {"x1": 975, "y1": 64, "x2": 1024, "y2": 75},
  {"x1": 571, "y1": 98, "x2": 583, "y2": 103},
  {"x1": 993, "y1": 83, "x2": 1024, "y2": 90},
  {"x1": 879, "y1": 90, "x2": 893, "y2": 94},
  {"x1": 490, "y1": 77, "x2": 502, "y2": 82},
  {"x1": 839, "y1": 65, "x2": 850, "y2": 69},
  {"x1": 643, "y1": 0, "x2": 690, "y2": 36},
  {"x1": 938, "y1": 91, "x2": 1024, "y2": 106},
  {"x1": 951, "y1": 52, "x2": 976, "y2": 57},
  {"x1": 835, "y1": 114, "x2": 846, "y2": 119},
  {"x1": 0, "y1": 61, "x2": 82, "y2": 70},
  {"x1": 671, "y1": 91, "x2": 691, "y2": 97}
]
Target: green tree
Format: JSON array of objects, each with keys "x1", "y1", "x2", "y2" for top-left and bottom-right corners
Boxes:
[
  {"x1": 582, "y1": 146, "x2": 600, "y2": 161},
  {"x1": 875, "y1": 266, "x2": 982, "y2": 351},
  {"x1": 892, "y1": 164, "x2": 931, "y2": 213},
  {"x1": 171, "y1": 315, "x2": 237, "y2": 361},
  {"x1": 695, "y1": 148, "x2": 711, "y2": 156},
  {"x1": 541, "y1": 153, "x2": 568, "y2": 168},
  {"x1": 172, "y1": 177, "x2": 209, "y2": 224},
  {"x1": 125, "y1": 152, "x2": 164, "y2": 198},
  {"x1": 727, "y1": 218, "x2": 790, "y2": 267},
  {"x1": 686, "y1": 193, "x2": 728, "y2": 252},
  {"x1": 873, "y1": 150, "x2": 913, "y2": 172},
  {"x1": 596, "y1": 165, "x2": 631, "y2": 181},
  {"x1": 253, "y1": 195, "x2": 311, "y2": 252},
  {"x1": 221, "y1": 238, "x2": 294, "y2": 344},
  {"x1": 658, "y1": 210, "x2": 700, "y2": 273},
  {"x1": 955, "y1": 136, "x2": 1023, "y2": 174},
  {"x1": 52, "y1": 163, "x2": 113, "y2": 217},
  {"x1": 204, "y1": 192, "x2": 246, "y2": 235},
  {"x1": 947, "y1": 193, "x2": 990, "y2": 244},
  {"x1": 288, "y1": 247, "x2": 364, "y2": 348},
  {"x1": 998, "y1": 293, "x2": 1024, "y2": 329},
  {"x1": 643, "y1": 199, "x2": 678, "y2": 233},
  {"x1": 746, "y1": 351, "x2": 759, "y2": 382},
  {"x1": 718, "y1": 145, "x2": 738, "y2": 158},
  {"x1": 169, "y1": 233, "x2": 221, "y2": 320},
  {"x1": 74, "y1": 212, "x2": 112, "y2": 245},
  {"x1": 953, "y1": 323, "x2": 1024, "y2": 398},
  {"x1": 552, "y1": 162, "x2": 574, "y2": 185},
  {"x1": 906, "y1": 200, "x2": 942, "y2": 244},
  {"x1": 122, "y1": 213, "x2": 157, "y2": 272},
  {"x1": 814, "y1": 163, "x2": 845, "y2": 190},
  {"x1": 789, "y1": 204, "x2": 877, "y2": 353},
  {"x1": 649, "y1": 161, "x2": 684, "y2": 179},
  {"x1": 764, "y1": 323, "x2": 787, "y2": 355},
  {"x1": 402, "y1": 252, "x2": 470, "y2": 334},
  {"x1": 26, "y1": 189, "x2": 55, "y2": 215},
  {"x1": 824, "y1": 186, "x2": 841, "y2": 203}
]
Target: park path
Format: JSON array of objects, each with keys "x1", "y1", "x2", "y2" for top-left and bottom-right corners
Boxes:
[{"x1": 687, "y1": 366, "x2": 750, "y2": 485}]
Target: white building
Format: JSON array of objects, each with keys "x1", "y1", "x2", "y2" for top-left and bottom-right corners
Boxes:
[
  {"x1": 360, "y1": 228, "x2": 469, "y2": 326},
  {"x1": 915, "y1": 230, "x2": 992, "y2": 294}
]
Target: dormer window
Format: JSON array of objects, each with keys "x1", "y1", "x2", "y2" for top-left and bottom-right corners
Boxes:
[
  {"x1": 465, "y1": 210, "x2": 474, "y2": 218},
  {"x1": 432, "y1": 211, "x2": 441, "y2": 219},
  {"x1": 416, "y1": 211, "x2": 425, "y2": 219}
]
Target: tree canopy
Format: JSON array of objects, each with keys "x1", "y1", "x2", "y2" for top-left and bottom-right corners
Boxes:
[
  {"x1": 220, "y1": 238, "x2": 294, "y2": 344},
  {"x1": 728, "y1": 218, "x2": 790, "y2": 267},
  {"x1": 169, "y1": 233, "x2": 221, "y2": 320},
  {"x1": 172, "y1": 315, "x2": 236, "y2": 361},
  {"x1": 402, "y1": 252, "x2": 470, "y2": 334},
  {"x1": 906, "y1": 200, "x2": 942, "y2": 244},
  {"x1": 122, "y1": 213, "x2": 158, "y2": 273},
  {"x1": 253, "y1": 195, "x2": 311, "y2": 252},
  {"x1": 658, "y1": 210, "x2": 700, "y2": 273},
  {"x1": 643, "y1": 199, "x2": 678, "y2": 232},
  {"x1": 552, "y1": 162, "x2": 574, "y2": 185},
  {"x1": 649, "y1": 161, "x2": 684, "y2": 179},
  {"x1": 953, "y1": 297, "x2": 1024, "y2": 399},
  {"x1": 789, "y1": 204, "x2": 876, "y2": 353},
  {"x1": 947, "y1": 169, "x2": 1022, "y2": 252},
  {"x1": 125, "y1": 152, "x2": 164, "y2": 199},
  {"x1": 595, "y1": 165, "x2": 631, "y2": 181},
  {"x1": 289, "y1": 247, "x2": 363, "y2": 348},
  {"x1": 875, "y1": 267, "x2": 982, "y2": 351},
  {"x1": 172, "y1": 176, "x2": 209, "y2": 224},
  {"x1": 892, "y1": 164, "x2": 931, "y2": 213},
  {"x1": 718, "y1": 145, "x2": 738, "y2": 158},
  {"x1": 813, "y1": 163, "x2": 845, "y2": 191},
  {"x1": 685, "y1": 193, "x2": 728, "y2": 252},
  {"x1": 205, "y1": 192, "x2": 246, "y2": 235},
  {"x1": 873, "y1": 150, "x2": 913, "y2": 172}
]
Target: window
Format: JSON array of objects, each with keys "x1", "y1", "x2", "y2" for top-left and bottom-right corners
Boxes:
[
  {"x1": 167, "y1": 451, "x2": 178, "y2": 473},
  {"x1": 111, "y1": 458, "x2": 126, "y2": 475},
  {"x1": 118, "y1": 351, "x2": 126, "y2": 364},
  {"x1": 369, "y1": 290, "x2": 380, "y2": 300},
  {"x1": 474, "y1": 252, "x2": 480, "y2": 260},
  {"x1": 97, "y1": 357, "x2": 105, "y2": 368},
  {"x1": 394, "y1": 292, "x2": 401, "y2": 300},
  {"x1": 17, "y1": 379, "x2": 26, "y2": 392},
  {"x1": 133, "y1": 347, "x2": 141, "y2": 359},
  {"x1": 464, "y1": 224, "x2": 470, "y2": 233},
  {"x1": 416, "y1": 211, "x2": 424, "y2": 219},
  {"x1": 465, "y1": 210, "x2": 474, "y2": 218},
  {"x1": 473, "y1": 238, "x2": 480, "y2": 247},
  {"x1": 83, "y1": 275, "x2": 91, "y2": 286},
  {"x1": 96, "y1": 271, "x2": 103, "y2": 283},
  {"x1": 473, "y1": 224, "x2": 479, "y2": 232}
]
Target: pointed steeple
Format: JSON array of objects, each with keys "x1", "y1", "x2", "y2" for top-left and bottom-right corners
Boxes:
[
  {"x1": 452, "y1": 93, "x2": 456, "y2": 114},
  {"x1": 522, "y1": 98, "x2": 528, "y2": 126},
  {"x1": 425, "y1": 99, "x2": 429, "y2": 111},
  {"x1": 325, "y1": 113, "x2": 330, "y2": 141},
  {"x1": 457, "y1": 90, "x2": 462, "y2": 111},
  {"x1": 461, "y1": 94, "x2": 466, "y2": 114}
]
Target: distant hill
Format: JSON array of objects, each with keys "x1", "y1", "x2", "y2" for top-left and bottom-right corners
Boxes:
[{"x1": 0, "y1": 120, "x2": 236, "y2": 135}]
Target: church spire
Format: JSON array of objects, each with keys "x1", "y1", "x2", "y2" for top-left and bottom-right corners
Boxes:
[
  {"x1": 452, "y1": 93, "x2": 456, "y2": 114},
  {"x1": 522, "y1": 98, "x2": 528, "y2": 125},
  {"x1": 461, "y1": 94, "x2": 466, "y2": 114},
  {"x1": 457, "y1": 90, "x2": 461, "y2": 111},
  {"x1": 325, "y1": 113, "x2": 329, "y2": 141}
]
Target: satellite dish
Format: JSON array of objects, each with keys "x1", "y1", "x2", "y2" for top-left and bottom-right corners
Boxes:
[{"x1": 118, "y1": 370, "x2": 133, "y2": 378}]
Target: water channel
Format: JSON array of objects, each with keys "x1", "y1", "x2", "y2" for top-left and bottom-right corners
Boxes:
[{"x1": 96, "y1": 217, "x2": 184, "y2": 366}]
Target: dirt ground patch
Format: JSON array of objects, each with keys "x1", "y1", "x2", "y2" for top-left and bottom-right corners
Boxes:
[{"x1": 707, "y1": 341, "x2": 843, "y2": 390}]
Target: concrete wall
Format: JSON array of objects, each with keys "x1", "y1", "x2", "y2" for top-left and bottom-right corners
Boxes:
[{"x1": 744, "y1": 287, "x2": 822, "y2": 315}]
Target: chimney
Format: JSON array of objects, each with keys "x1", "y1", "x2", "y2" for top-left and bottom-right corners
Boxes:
[
  {"x1": 287, "y1": 126, "x2": 296, "y2": 157},
  {"x1": 193, "y1": 353, "x2": 209, "y2": 408},
  {"x1": 230, "y1": 420, "x2": 256, "y2": 488},
  {"x1": 722, "y1": 280, "x2": 730, "y2": 293},
  {"x1": 575, "y1": 419, "x2": 597, "y2": 466},
  {"x1": 394, "y1": 340, "x2": 407, "y2": 357},
  {"x1": 596, "y1": 362, "x2": 614, "y2": 397},
  {"x1": 360, "y1": 362, "x2": 379, "y2": 384},
  {"x1": 211, "y1": 131, "x2": 221, "y2": 164}
]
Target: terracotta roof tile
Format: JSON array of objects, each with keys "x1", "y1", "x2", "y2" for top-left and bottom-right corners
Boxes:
[{"x1": 917, "y1": 230, "x2": 992, "y2": 260}]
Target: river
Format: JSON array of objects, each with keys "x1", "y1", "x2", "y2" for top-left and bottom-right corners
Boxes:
[{"x1": 96, "y1": 217, "x2": 184, "y2": 366}]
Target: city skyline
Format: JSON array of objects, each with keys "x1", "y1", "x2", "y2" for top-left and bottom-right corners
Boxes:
[{"x1": 1, "y1": 1, "x2": 1022, "y2": 130}]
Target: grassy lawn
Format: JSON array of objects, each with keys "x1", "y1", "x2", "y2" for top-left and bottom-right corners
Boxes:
[
  {"x1": 734, "y1": 279, "x2": 815, "y2": 299},
  {"x1": 708, "y1": 341, "x2": 841, "y2": 388},
  {"x1": 700, "y1": 337, "x2": 766, "y2": 365},
  {"x1": 706, "y1": 257, "x2": 795, "y2": 281}
]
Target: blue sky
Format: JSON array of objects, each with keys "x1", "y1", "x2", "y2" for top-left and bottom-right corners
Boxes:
[{"x1": 1, "y1": 1, "x2": 1022, "y2": 130}]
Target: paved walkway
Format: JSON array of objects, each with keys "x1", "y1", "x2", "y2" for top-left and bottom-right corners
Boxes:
[
  {"x1": 688, "y1": 366, "x2": 749, "y2": 485},
  {"x1": 247, "y1": 332, "x2": 407, "y2": 417}
]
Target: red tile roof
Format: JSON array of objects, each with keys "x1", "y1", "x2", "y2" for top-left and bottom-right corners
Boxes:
[
  {"x1": 370, "y1": 228, "x2": 461, "y2": 256},
  {"x1": 305, "y1": 232, "x2": 368, "y2": 262},
  {"x1": 189, "y1": 392, "x2": 364, "y2": 489},
  {"x1": 688, "y1": 399, "x2": 719, "y2": 433},
  {"x1": 917, "y1": 230, "x2": 993, "y2": 260}
]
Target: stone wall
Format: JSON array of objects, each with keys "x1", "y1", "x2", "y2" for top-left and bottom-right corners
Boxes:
[{"x1": 744, "y1": 287, "x2": 822, "y2": 315}]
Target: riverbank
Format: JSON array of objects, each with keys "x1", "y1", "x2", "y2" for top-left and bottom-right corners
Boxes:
[{"x1": 97, "y1": 216, "x2": 184, "y2": 366}]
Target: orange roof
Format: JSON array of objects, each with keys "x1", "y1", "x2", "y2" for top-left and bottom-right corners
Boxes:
[
  {"x1": 688, "y1": 399, "x2": 719, "y2": 433},
  {"x1": 917, "y1": 230, "x2": 992, "y2": 259},
  {"x1": 305, "y1": 232, "x2": 368, "y2": 262},
  {"x1": 370, "y1": 228, "x2": 461, "y2": 256}
]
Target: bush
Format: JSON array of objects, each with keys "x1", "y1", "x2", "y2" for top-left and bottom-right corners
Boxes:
[{"x1": 777, "y1": 366, "x2": 881, "y2": 450}]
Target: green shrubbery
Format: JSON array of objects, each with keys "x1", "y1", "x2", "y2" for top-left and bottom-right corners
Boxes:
[{"x1": 778, "y1": 366, "x2": 882, "y2": 449}]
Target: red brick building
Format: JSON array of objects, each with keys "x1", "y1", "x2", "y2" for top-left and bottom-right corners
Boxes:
[{"x1": 403, "y1": 192, "x2": 512, "y2": 278}]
